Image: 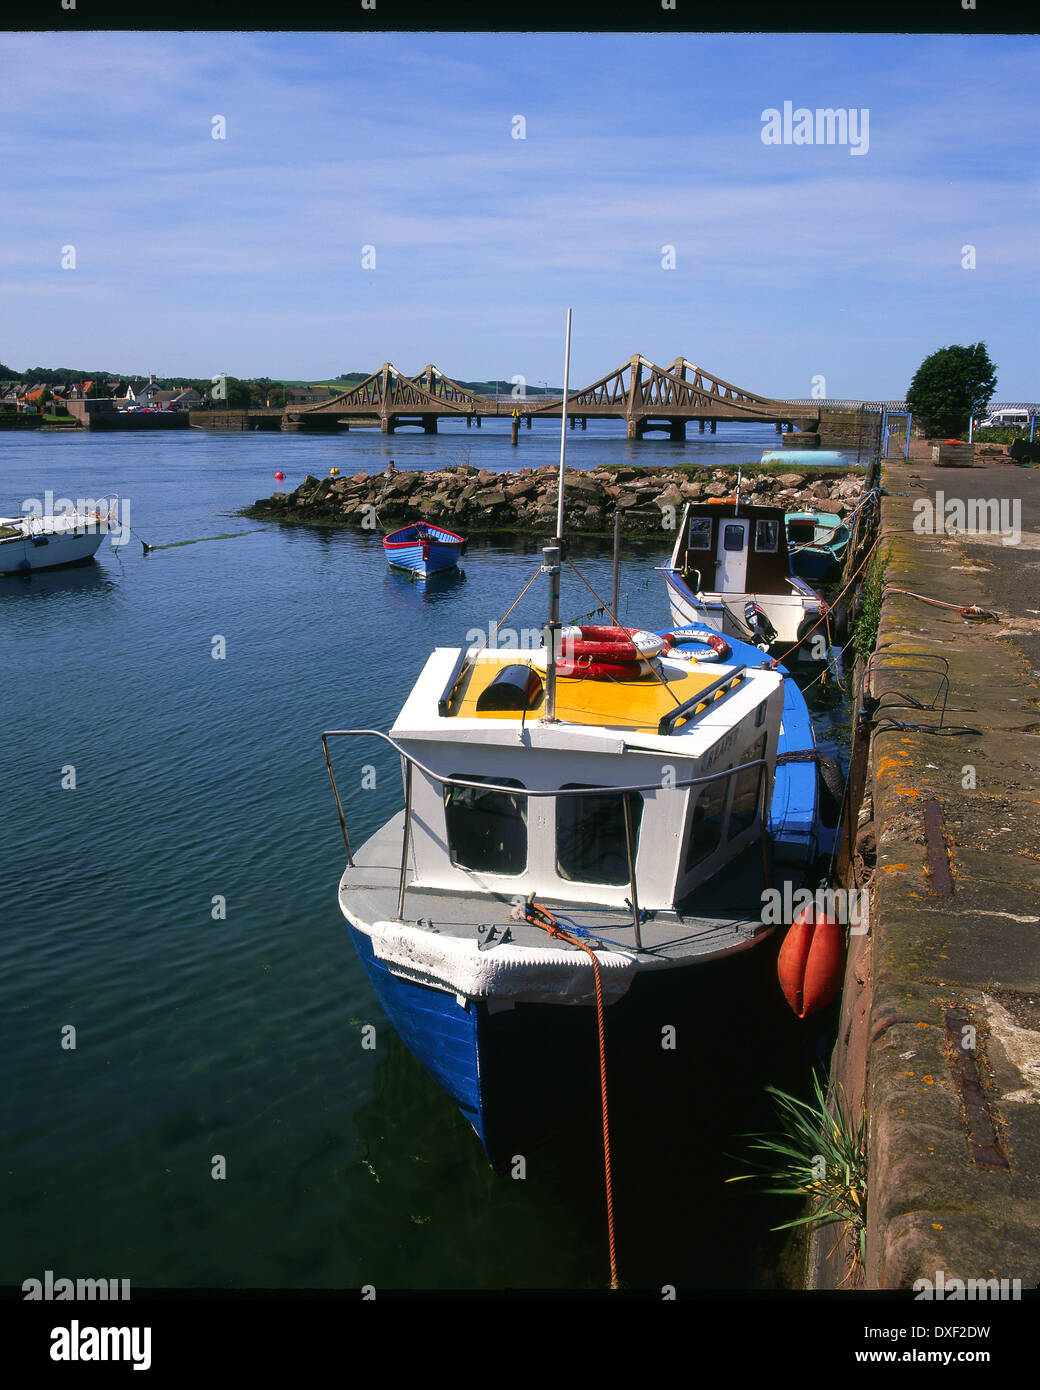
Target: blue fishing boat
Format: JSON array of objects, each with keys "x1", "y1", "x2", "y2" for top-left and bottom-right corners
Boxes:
[
  {"x1": 785, "y1": 509, "x2": 850, "y2": 581},
  {"x1": 322, "y1": 620, "x2": 839, "y2": 1170},
  {"x1": 383, "y1": 521, "x2": 465, "y2": 579}
]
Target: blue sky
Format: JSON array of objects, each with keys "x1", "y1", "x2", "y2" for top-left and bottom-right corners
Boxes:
[{"x1": 1, "y1": 32, "x2": 1037, "y2": 399}]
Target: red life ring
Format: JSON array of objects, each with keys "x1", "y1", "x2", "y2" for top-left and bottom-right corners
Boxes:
[
  {"x1": 559, "y1": 625, "x2": 668, "y2": 663},
  {"x1": 556, "y1": 655, "x2": 652, "y2": 680}
]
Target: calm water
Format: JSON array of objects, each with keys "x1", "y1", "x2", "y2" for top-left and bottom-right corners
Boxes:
[{"x1": 1, "y1": 420, "x2": 849, "y2": 1292}]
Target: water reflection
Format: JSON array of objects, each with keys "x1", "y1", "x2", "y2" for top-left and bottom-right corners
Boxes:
[{"x1": 0, "y1": 558, "x2": 117, "y2": 605}]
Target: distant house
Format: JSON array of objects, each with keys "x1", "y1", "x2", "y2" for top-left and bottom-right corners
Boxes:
[
  {"x1": 69, "y1": 380, "x2": 93, "y2": 399},
  {"x1": 149, "y1": 387, "x2": 202, "y2": 411},
  {"x1": 287, "y1": 385, "x2": 337, "y2": 405},
  {"x1": 126, "y1": 375, "x2": 163, "y2": 407}
]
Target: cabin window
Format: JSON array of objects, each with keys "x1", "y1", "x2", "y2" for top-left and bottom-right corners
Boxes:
[
  {"x1": 684, "y1": 776, "x2": 726, "y2": 870},
  {"x1": 723, "y1": 524, "x2": 745, "y2": 552},
  {"x1": 556, "y1": 785, "x2": 642, "y2": 886},
  {"x1": 728, "y1": 735, "x2": 768, "y2": 838},
  {"x1": 445, "y1": 775, "x2": 527, "y2": 875},
  {"x1": 687, "y1": 518, "x2": 712, "y2": 549},
  {"x1": 755, "y1": 520, "x2": 779, "y2": 552}
]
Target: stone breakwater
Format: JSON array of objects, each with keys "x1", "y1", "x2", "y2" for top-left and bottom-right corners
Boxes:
[{"x1": 244, "y1": 464, "x2": 867, "y2": 534}]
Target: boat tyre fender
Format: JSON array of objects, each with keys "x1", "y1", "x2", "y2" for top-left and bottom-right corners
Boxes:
[
  {"x1": 662, "y1": 631, "x2": 731, "y2": 663},
  {"x1": 816, "y1": 755, "x2": 846, "y2": 829},
  {"x1": 828, "y1": 602, "x2": 849, "y2": 646},
  {"x1": 795, "y1": 613, "x2": 825, "y2": 657}
]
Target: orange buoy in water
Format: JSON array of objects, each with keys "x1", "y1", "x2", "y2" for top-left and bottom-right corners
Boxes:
[
  {"x1": 777, "y1": 902, "x2": 845, "y2": 1018},
  {"x1": 274, "y1": 471, "x2": 284, "y2": 481}
]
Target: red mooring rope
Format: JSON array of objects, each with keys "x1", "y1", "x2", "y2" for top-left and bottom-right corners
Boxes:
[{"x1": 520, "y1": 899, "x2": 619, "y2": 1290}]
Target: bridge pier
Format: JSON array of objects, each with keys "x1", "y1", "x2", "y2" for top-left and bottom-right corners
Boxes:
[
  {"x1": 526, "y1": 415, "x2": 532, "y2": 429},
  {"x1": 698, "y1": 419, "x2": 705, "y2": 433},
  {"x1": 581, "y1": 417, "x2": 587, "y2": 431},
  {"x1": 380, "y1": 416, "x2": 395, "y2": 434},
  {"x1": 466, "y1": 415, "x2": 472, "y2": 428},
  {"x1": 710, "y1": 420, "x2": 716, "y2": 434},
  {"x1": 423, "y1": 416, "x2": 437, "y2": 434},
  {"x1": 669, "y1": 419, "x2": 685, "y2": 442}
]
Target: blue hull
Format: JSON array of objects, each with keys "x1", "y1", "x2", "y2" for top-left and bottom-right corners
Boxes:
[
  {"x1": 790, "y1": 549, "x2": 837, "y2": 581},
  {"x1": 349, "y1": 918, "x2": 802, "y2": 1168},
  {"x1": 383, "y1": 523, "x2": 465, "y2": 579},
  {"x1": 347, "y1": 924, "x2": 488, "y2": 1145},
  {"x1": 385, "y1": 543, "x2": 462, "y2": 579}
]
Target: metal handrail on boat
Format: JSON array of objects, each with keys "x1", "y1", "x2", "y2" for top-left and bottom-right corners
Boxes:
[
  {"x1": 657, "y1": 664, "x2": 747, "y2": 735},
  {"x1": 321, "y1": 729, "x2": 771, "y2": 944}
]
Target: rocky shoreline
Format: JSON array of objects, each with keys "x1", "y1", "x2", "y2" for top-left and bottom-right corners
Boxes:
[{"x1": 243, "y1": 463, "x2": 867, "y2": 535}]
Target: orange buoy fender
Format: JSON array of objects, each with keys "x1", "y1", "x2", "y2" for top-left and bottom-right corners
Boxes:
[{"x1": 777, "y1": 904, "x2": 845, "y2": 1018}]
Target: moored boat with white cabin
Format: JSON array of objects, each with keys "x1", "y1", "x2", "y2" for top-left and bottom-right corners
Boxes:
[
  {"x1": 661, "y1": 498, "x2": 829, "y2": 651},
  {"x1": 0, "y1": 509, "x2": 110, "y2": 575}
]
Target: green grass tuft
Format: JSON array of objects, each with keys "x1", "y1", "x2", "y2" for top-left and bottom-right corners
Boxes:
[
  {"x1": 852, "y1": 545, "x2": 888, "y2": 661},
  {"x1": 728, "y1": 1070, "x2": 868, "y2": 1268}
]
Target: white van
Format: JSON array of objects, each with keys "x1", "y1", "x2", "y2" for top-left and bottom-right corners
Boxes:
[{"x1": 981, "y1": 409, "x2": 1031, "y2": 429}]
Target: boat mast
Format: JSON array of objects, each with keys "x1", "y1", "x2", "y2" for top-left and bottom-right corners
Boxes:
[
  {"x1": 556, "y1": 307, "x2": 572, "y2": 540},
  {"x1": 543, "y1": 308, "x2": 572, "y2": 724}
]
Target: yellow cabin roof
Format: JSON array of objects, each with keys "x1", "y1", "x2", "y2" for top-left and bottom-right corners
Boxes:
[{"x1": 454, "y1": 655, "x2": 740, "y2": 731}]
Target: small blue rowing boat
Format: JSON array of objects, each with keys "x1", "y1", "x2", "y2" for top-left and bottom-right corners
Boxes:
[{"x1": 382, "y1": 522, "x2": 466, "y2": 579}]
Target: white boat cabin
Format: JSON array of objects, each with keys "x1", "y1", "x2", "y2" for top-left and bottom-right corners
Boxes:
[
  {"x1": 668, "y1": 500, "x2": 795, "y2": 597},
  {"x1": 388, "y1": 646, "x2": 785, "y2": 914}
]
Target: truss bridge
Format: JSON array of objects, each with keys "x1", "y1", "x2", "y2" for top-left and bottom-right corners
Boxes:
[{"x1": 283, "y1": 356, "x2": 824, "y2": 439}]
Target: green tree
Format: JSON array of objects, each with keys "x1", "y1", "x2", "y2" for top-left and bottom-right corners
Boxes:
[
  {"x1": 207, "y1": 375, "x2": 251, "y2": 409},
  {"x1": 906, "y1": 343, "x2": 997, "y2": 438}
]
